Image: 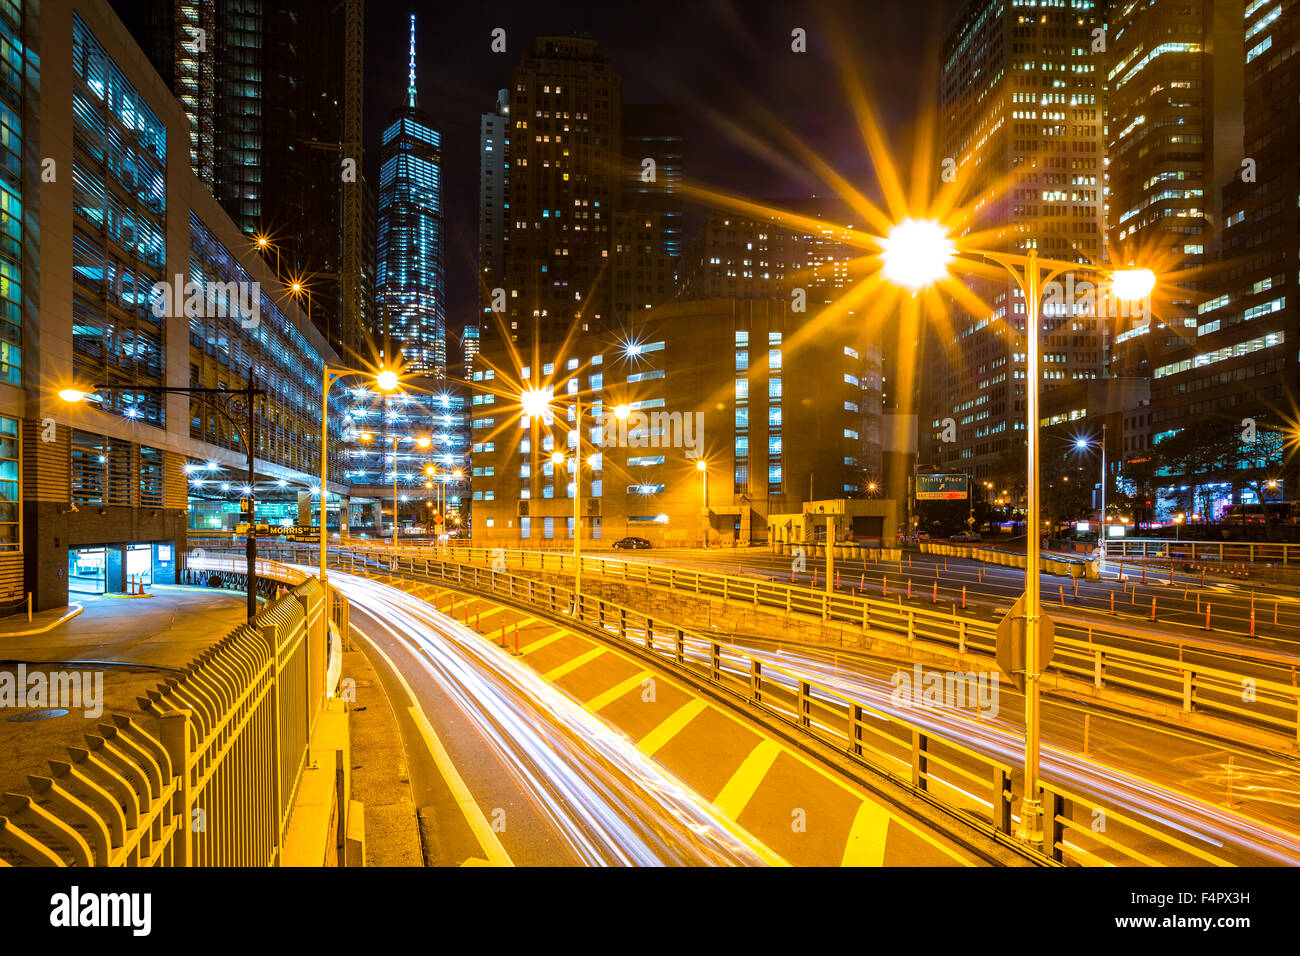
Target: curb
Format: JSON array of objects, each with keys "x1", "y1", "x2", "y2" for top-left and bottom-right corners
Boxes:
[{"x1": 0, "y1": 603, "x2": 85, "y2": 637}]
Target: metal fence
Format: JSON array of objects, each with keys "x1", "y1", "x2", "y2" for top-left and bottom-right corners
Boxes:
[
  {"x1": 0, "y1": 574, "x2": 341, "y2": 867},
  {"x1": 1106, "y1": 538, "x2": 1300, "y2": 566},
  {"x1": 320, "y1": 543, "x2": 1300, "y2": 745},
  {"x1": 347, "y1": 550, "x2": 1236, "y2": 866}
]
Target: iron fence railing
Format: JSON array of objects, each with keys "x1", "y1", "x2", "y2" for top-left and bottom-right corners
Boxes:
[{"x1": 0, "y1": 573, "x2": 344, "y2": 867}]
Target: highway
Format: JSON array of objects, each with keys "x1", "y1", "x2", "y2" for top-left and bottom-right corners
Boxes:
[
  {"x1": 336, "y1": 558, "x2": 1300, "y2": 866},
  {"x1": 322, "y1": 567, "x2": 981, "y2": 866},
  {"x1": 329, "y1": 569, "x2": 780, "y2": 865},
  {"x1": 609, "y1": 545, "x2": 1300, "y2": 648}
]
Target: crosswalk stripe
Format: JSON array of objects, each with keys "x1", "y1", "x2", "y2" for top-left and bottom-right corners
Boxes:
[
  {"x1": 542, "y1": 646, "x2": 605, "y2": 681},
  {"x1": 713, "y1": 739, "x2": 782, "y2": 819},
  {"x1": 638, "y1": 698, "x2": 708, "y2": 755},
  {"x1": 840, "y1": 801, "x2": 891, "y2": 866},
  {"x1": 519, "y1": 629, "x2": 568, "y2": 655},
  {"x1": 585, "y1": 670, "x2": 654, "y2": 712}
]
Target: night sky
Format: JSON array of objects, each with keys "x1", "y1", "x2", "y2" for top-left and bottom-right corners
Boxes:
[{"x1": 364, "y1": 0, "x2": 960, "y2": 335}]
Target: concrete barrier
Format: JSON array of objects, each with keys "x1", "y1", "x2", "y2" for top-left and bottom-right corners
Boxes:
[{"x1": 920, "y1": 542, "x2": 1099, "y2": 581}]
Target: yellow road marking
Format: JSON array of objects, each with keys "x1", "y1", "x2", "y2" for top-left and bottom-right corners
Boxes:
[
  {"x1": 585, "y1": 670, "x2": 654, "y2": 712},
  {"x1": 519, "y1": 629, "x2": 568, "y2": 655},
  {"x1": 713, "y1": 739, "x2": 782, "y2": 818},
  {"x1": 543, "y1": 646, "x2": 606, "y2": 681},
  {"x1": 407, "y1": 705, "x2": 514, "y2": 867},
  {"x1": 840, "y1": 801, "x2": 891, "y2": 866},
  {"x1": 348, "y1": 623, "x2": 513, "y2": 867},
  {"x1": 638, "y1": 698, "x2": 708, "y2": 755}
]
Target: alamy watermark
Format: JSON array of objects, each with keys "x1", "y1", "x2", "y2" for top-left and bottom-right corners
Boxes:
[
  {"x1": 890, "y1": 664, "x2": 999, "y2": 718},
  {"x1": 1042, "y1": 274, "x2": 1150, "y2": 321},
  {"x1": 150, "y1": 273, "x2": 260, "y2": 329},
  {"x1": 0, "y1": 664, "x2": 103, "y2": 718},
  {"x1": 598, "y1": 408, "x2": 703, "y2": 458}
]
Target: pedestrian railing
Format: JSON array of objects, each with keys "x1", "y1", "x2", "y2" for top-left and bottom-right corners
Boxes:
[
  {"x1": 1107, "y1": 538, "x2": 1300, "y2": 566},
  {"x1": 0, "y1": 574, "x2": 343, "y2": 866},
  {"x1": 349, "y1": 551, "x2": 1236, "y2": 866}
]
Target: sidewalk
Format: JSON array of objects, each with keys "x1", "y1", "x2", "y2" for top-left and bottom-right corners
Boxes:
[{"x1": 0, "y1": 586, "x2": 249, "y2": 799}]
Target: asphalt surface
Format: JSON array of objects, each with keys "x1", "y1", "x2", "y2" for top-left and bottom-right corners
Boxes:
[{"x1": 326, "y1": 567, "x2": 983, "y2": 866}]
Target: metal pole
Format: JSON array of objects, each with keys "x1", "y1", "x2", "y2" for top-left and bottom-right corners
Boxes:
[
  {"x1": 574, "y1": 398, "x2": 582, "y2": 604},
  {"x1": 392, "y1": 437, "x2": 398, "y2": 552},
  {"x1": 246, "y1": 374, "x2": 257, "y2": 622},
  {"x1": 825, "y1": 514, "x2": 834, "y2": 596},
  {"x1": 319, "y1": 367, "x2": 331, "y2": 583},
  {"x1": 701, "y1": 465, "x2": 708, "y2": 546},
  {"x1": 1021, "y1": 249, "x2": 1044, "y2": 846},
  {"x1": 1099, "y1": 422, "x2": 1107, "y2": 566}
]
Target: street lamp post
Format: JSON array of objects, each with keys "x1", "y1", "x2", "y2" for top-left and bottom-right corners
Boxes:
[
  {"x1": 525, "y1": 388, "x2": 588, "y2": 608},
  {"x1": 319, "y1": 366, "x2": 398, "y2": 582},
  {"x1": 62, "y1": 376, "x2": 266, "y2": 622},
  {"x1": 879, "y1": 221, "x2": 1156, "y2": 847},
  {"x1": 697, "y1": 459, "x2": 708, "y2": 546},
  {"x1": 1078, "y1": 425, "x2": 1109, "y2": 564}
]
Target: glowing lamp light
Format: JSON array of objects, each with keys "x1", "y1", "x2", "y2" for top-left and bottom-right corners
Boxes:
[
  {"x1": 613, "y1": 404, "x2": 630, "y2": 420},
  {"x1": 1110, "y1": 268, "x2": 1156, "y2": 302},
  {"x1": 452, "y1": 470, "x2": 463, "y2": 480},
  {"x1": 880, "y1": 218, "x2": 955, "y2": 291},
  {"x1": 1076, "y1": 438, "x2": 1089, "y2": 449},
  {"x1": 521, "y1": 387, "x2": 553, "y2": 419},
  {"x1": 416, "y1": 436, "x2": 432, "y2": 449},
  {"x1": 375, "y1": 369, "x2": 400, "y2": 392},
  {"x1": 551, "y1": 451, "x2": 566, "y2": 465},
  {"x1": 59, "y1": 388, "x2": 88, "y2": 403},
  {"x1": 696, "y1": 459, "x2": 707, "y2": 472}
]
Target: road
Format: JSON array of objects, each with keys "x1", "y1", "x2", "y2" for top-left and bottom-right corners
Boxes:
[
  {"x1": 338, "y1": 559, "x2": 1300, "y2": 866},
  {"x1": 323, "y1": 567, "x2": 980, "y2": 866}
]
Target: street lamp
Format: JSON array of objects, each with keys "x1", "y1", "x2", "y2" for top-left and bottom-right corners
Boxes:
[
  {"x1": 62, "y1": 377, "x2": 267, "y2": 622},
  {"x1": 1076, "y1": 426, "x2": 1108, "y2": 563},
  {"x1": 320, "y1": 366, "x2": 399, "y2": 581},
  {"x1": 878, "y1": 217, "x2": 1156, "y2": 847},
  {"x1": 697, "y1": 459, "x2": 708, "y2": 545},
  {"x1": 524, "y1": 388, "x2": 589, "y2": 608}
]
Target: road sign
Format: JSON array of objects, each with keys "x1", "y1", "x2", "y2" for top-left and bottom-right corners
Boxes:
[
  {"x1": 917, "y1": 474, "x2": 968, "y2": 500},
  {"x1": 995, "y1": 593, "x2": 1054, "y2": 691}
]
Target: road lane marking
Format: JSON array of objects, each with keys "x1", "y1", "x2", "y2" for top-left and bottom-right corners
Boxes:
[
  {"x1": 585, "y1": 670, "x2": 654, "y2": 712},
  {"x1": 543, "y1": 646, "x2": 606, "y2": 681},
  {"x1": 407, "y1": 705, "x2": 514, "y2": 867},
  {"x1": 638, "y1": 699, "x2": 708, "y2": 755},
  {"x1": 713, "y1": 739, "x2": 782, "y2": 818},
  {"x1": 520, "y1": 629, "x2": 568, "y2": 655},
  {"x1": 840, "y1": 801, "x2": 891, "y2": 866},
  {"x1": 349, "y1": 621, "x2": 514, "y2": 867}
]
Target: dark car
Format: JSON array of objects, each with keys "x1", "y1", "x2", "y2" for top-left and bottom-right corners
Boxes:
[{"x1": 612, "y1": 536, "x2": 652, "y2": 550}]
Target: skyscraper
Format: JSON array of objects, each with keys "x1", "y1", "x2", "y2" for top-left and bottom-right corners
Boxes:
[
  {"x1": 108, "y1": 0, "x2": 362, "y2": 354},
  {"x1": 495, "y1": 36, "x2": 622, "y2": 355},
  {"x1": 929, "y1": 0, "x2": 1107, "y2": 482},
  {"x1": 475, "y1": 88, "x2": 510, "y2": 377},
  {"x1": 1141, "y1": 0, "x2": 1296, "y2": 519},
  {"x1": 375, "y1": 14, "x2": 446, "y2": 376},
  {"x1": 1106, "y1": 0, "x2": 1244, "y2": 380},
  {"x1": 612, "y1": 104, "x2": 683, "y2": 323}
]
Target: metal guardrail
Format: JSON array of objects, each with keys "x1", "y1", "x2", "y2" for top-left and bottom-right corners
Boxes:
[
  {"x1": 321, "y1": 543, "x2": 1300, "y2": 745},
  {"x1": 0, "y1": 572, "x2": 343, "y2": 867},
  {"x1": 1106, "y1": 538, "x2": 1300, "y2": 566},
  {"x1": 344, "y1": 549, "x2": 1235, "y2": 866}
]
